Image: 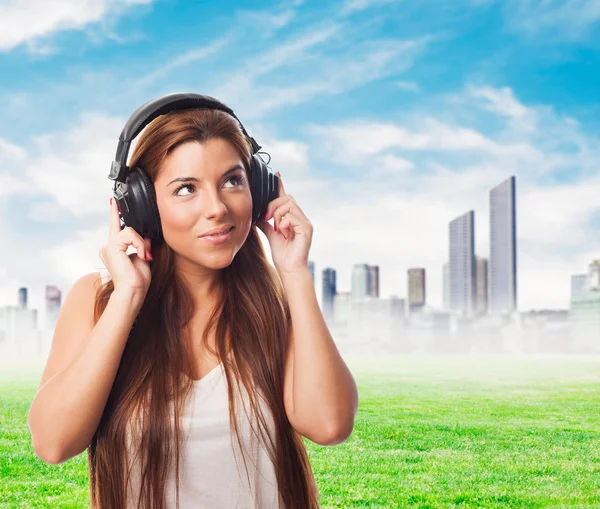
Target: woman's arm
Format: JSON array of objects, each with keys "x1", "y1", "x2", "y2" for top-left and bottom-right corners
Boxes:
[
  {"x1": 281, "y1": 268, "x2": 358, "y2": 446},
  {"x1": 27, "y1": 272, "x2": 144, "y2": 464}
]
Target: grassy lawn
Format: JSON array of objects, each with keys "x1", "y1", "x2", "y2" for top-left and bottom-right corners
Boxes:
[{"x1": 1, "y1": 355, "x2": 599, "y2": 508}]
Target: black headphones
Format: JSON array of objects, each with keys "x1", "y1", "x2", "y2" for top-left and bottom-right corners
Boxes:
[{"x1": 108, "y1": 92, "x2": 279, "y2": 240}]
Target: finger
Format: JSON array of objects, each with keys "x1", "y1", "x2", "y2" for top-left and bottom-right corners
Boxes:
[
  {"x1": 129, "y1": 252, "x2": 150, "y2": 267},
  {"x1": 117, "y1": 227, "x2": 151, "y2": 261},
  {"x1": 273, "y1": 202, "x2": 293, "y2": 232},
  {"x1": 265, "y1": 194, "x2": 293, "y2": 222},
  {"x1": 109, "y1": 197, "x2": 122, "y2": 238},
  {"x1": 276, "y1": 171, "x2": 285, "y2": 198},
  {"x1": 142, "y1": 236, "x2": 152, "y2": 253},
  {"x1": 279, "y1": 212, "x2": 294, "y2": 241}
]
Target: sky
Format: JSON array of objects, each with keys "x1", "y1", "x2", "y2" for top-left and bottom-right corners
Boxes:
[{"x1": 0, "y1": 0, "x2": 599, "y2": 322}]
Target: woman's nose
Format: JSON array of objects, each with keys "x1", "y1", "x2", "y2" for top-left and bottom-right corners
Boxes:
[{"x1": 203, "y1": 188, "x2": 228, "y2": 216}]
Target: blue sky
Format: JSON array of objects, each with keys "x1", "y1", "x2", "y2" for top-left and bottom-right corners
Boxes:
[{"x1": 1, "y1": 0, "x2": 599, "y2": 319}]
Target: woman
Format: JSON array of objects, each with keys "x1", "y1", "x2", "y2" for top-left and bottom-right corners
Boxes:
[{"x1": 28, "y1": 105, "x2": 358, "y2": 508}]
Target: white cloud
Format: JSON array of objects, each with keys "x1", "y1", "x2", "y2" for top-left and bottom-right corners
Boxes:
[
  {"x1": 0, "y1": 0, "x2": 154, "y2": 53},
  {"x1": 234, "y1": 6, "x2": 297, "y2": 38},
  {"x1": 45, "y1": 225, "x2": 108, "y2": 282},
  {"x1": 340, "y1": 0, "x2": 400, "y2": 16},
  {"x1": 466, "y1": 84, "x2": 600, "y2": 180},
  {"x1": 309, "y1": 117, "x2": 507, "y2": 157},
  {"x1": 0, "y1": 172, "x2": 30, "y2": 197},
  {"x1": 26, "y1": 111, "x2": 124, "y2": 216},
  {"x1": 0, "y1": 136, "x2": 27, "y2": 161},
  {"x1": 258, "y1": 139, "x2": 310, "y2": 178},
  {"x1": 467, "y1": 85, "x2": 531, "y2": 119},
  {"x1": 373, "y1": 155, "x2": 415, "y2": 175},
  {"x1": 394, "y1": 81, "x2": 420, "y2": 93},
  {"x1": 249, "y1": 24, "x2": 342, "y2": 77},
  {"x1": 215, "y1": 31, "x2": 431, "y2": 119},
  {"x1": 519, "y1": 178, "x2": 600, "y2": 246},
  {"x1": 213, "y1": 23, "x2": 342, "y2": 110},
  {"x1": 0, "y1": 136, "x2": 30, "y2": 196},
  {"x1": 135, "y1": 35, "x2": 234, "y2": 90},
  {"x1": 503, "y1": 0, "x2": 600, "y2": 41},
  {"x1": 28, "y1": 200, "x2": 67, "y2": 223},
  {"x1": 114, "y1": 1, "x2": 310, "y2": 95}
]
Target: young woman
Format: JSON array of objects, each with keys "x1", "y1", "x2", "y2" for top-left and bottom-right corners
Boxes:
[{"x1": 28, "y1": 105, "x2": 358, "y2": 508}]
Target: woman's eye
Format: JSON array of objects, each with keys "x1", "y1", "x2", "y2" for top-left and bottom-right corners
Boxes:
[
  {"x1": 174, "y1": 175, "x2": 245, "y2": 196},
  {"x1": 174, "y1": 184, "x2": 195, "y2": 196},
  {"x1": 226, "y1": 175, "x2": 245, "y2": 188}
]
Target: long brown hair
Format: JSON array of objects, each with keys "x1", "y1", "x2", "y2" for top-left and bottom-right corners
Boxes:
[{"x1": 88, "y1": 107, "x2": 320, "y2": 508}]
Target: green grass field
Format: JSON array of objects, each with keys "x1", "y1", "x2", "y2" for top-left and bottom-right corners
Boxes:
[{"x1": 1, "y1": 355, "x2": 599, "y2": 508}]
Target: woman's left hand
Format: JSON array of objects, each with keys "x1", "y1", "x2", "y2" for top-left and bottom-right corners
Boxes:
[{"x1": 255, "y1": 172, "x2": 313, "y2": 279}]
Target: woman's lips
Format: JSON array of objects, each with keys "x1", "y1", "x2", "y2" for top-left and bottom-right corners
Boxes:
[{"x1": 199, "y1": 226, "x2": 234, "y2": 244}]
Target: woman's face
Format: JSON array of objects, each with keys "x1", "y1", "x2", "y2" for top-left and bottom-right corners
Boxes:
[{"x1": 153, "y1": 138, "x2": 253, "y2": 271}]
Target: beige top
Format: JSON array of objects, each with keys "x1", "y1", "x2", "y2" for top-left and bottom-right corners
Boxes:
[{"x1": 99, "y1": 271, "x2": 283, "y2": 508}]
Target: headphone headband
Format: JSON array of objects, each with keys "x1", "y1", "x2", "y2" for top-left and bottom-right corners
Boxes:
[{"x1": 109, "y1": 92, "x2": 262, "y2": 183}]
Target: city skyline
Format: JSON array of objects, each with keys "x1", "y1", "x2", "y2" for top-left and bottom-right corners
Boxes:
[{"x1": 5, "y1": 204, "x2": 591, "y2": 325}]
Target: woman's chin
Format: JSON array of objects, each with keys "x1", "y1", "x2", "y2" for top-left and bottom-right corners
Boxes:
[{"x1": 196, "y1": 252, "x2": 237, "y2": 269}]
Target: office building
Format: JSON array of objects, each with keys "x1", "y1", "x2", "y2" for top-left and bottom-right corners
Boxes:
[
  {"x1": 475, "y1": 256, "x2": 488, "y2": 315},
  {"x1": 351, "y1": 264, "x2": 370, "y2": 301},
  {"x1": 489, "y1": 176, "x2": 517, "y2": 313},
  {"x1": 407, "y1": 268, "x2": 426, "y2": 313},
  {"x1": 449, "y1": 210, "x2": 476, "y2": 315},
  {"x1": 322, "y1": 268, "x2": 337, "y2": 320}
]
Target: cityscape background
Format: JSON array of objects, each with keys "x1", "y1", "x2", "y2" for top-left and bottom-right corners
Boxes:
[{"x1": 1, "y1": 1, "x2": 600, "y2": 358}]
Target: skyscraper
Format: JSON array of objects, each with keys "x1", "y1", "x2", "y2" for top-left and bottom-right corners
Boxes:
[
  {"x1": 407, "y1": 268, "x2": 426, "y2": 313},
  {"x1": 367, "y1": 265, "x2": 379, "y2": 298},
  {"x1": 449, "y1": 210, "x2": 476, "y2": 315},
  {"x1": 442, "y1": 262, "x2": 449, "y2": 311},
  {"x1": 489, "y1": 176, "x2": 517, "y2": 314},
  {"x1": 18, "y1": 287, "x2": 27, "y2": 309},
  {"x1": 45, "y1": 285, "x2": 62, "y2": 329},
  {"x1": 351, "y1": 263, "x2": 370, "y2": 300},
  {"x1": 322, "y1": 268, "x2": 337, "y2": 320},
  {"x1": 475, "y1": 256, "x2": 488, "y2": 315}
]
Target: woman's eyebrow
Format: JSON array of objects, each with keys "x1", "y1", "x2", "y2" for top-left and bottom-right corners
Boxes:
[{"x1": 167, "y1": 164, "x2": 243, "y2": 186}]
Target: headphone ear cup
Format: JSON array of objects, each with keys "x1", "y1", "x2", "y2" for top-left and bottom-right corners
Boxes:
[
  {"x1": 250, "y1": 154, "x2": 279, "y2": 225},
  {"x1": 117, "y1": 166, "x2": 163, "y2": 240}
]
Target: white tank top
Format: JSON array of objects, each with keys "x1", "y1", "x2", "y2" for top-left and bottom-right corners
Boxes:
[{"x1": 98, "y1": 271, "x2": 283, "y2": 508}]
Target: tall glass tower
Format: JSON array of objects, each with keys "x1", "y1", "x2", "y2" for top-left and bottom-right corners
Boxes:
[
  {"x1": 475, "y1": 256, "x2": 488, "y2": 315},
  {"x1": 367, "y1": 265, "x2": 379, "y2": 298},
  {"x1": 351, "y1": 263, "x2": 370, "y2": 300},
  {"x1": 449, "y1": 210, "x2": 476, "y2": 316},
  {"x1": 45, "y1": 285, "x2": 62, "y2": 329},
  {"x1": 18, "y1": 287, "x2": 28, "y2": 309},
  {"x1": 407, "y1": 268, "x2": 426, "y2": 313},
  {"x1": 322, "y1": 268, "x2": 337, "y2": 320},
  {"x1": 489, "y1": 176, "x2": 517, "y2": 314}
]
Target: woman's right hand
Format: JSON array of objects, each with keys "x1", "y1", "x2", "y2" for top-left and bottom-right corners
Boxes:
[{"x1": 99, "y1": 197, "x2": 153, "y2": 298}]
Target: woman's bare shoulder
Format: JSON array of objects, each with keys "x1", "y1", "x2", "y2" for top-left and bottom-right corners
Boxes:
[{"x1": 72, "y1": 271, "x2": 108, "y2": 297}]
